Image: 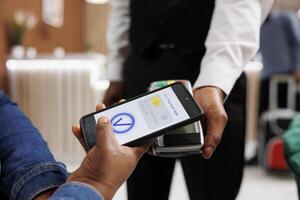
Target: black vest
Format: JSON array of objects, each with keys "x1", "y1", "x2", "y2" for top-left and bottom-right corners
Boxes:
[{"x1": 129, "y1": 0, "x2": 215, "y2": 57}]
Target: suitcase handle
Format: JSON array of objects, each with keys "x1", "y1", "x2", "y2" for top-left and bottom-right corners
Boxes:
[
  {"x1": 261, "y1": 109, "x2": 297, "y2": 136},
  {"x1": 270, "y1": 119, "x2": 288, "y2": 136},
  {"x1": 269, "y1": 75, "x2": 296, "y2": 110}
]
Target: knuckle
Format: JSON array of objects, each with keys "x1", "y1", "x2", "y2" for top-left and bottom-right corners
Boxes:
[
  {"x1": 132, "y1": 150, "x2": 140, "y2": 159},
  {"x1": 96, "y1": 122, "x2": 106, "y2": 130},
  {"x1": 96, "y1": 121, "x2": 101, "y2": 128},
  {"x1": 134, "y1": 151, "x2": 144, "y2": 161},
  {"x1": 110, "y1": 149, "x2": 120, "y2": 157},
  {"x1": 216, "y1": 112, "x2": 228, "y2": 123},
  {"x1": 211, "y1": 134, "x2": 222, "y2": 146}
]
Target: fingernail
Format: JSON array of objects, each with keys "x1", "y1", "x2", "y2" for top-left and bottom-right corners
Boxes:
[
  {"x1": 203, "y1": 146, "x2": 215, "y2": 159},
  {"x1": 100, "y1": 103, "x2": 106, "y2": 108},
  {"x1": 99, "y1": 117, "x2": 109, "y2": 123}
]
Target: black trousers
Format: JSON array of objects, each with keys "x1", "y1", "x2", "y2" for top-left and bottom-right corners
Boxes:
[{"x1": 123, "y1": 49, "x2": 246, "y2": 200}]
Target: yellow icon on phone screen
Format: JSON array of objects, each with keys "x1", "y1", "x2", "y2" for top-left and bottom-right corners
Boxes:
[{"x1": 151, "y1": 96, "x2": 161, "y2": 106}]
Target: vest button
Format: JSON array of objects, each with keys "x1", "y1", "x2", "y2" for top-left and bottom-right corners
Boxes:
[{"x1": 159, "y1": 44, "x2": 175, "y2": 49}]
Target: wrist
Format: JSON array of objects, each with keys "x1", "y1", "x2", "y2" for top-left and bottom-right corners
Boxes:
[
  {"x1": 67, "y1": 171, "x2": 114, "y2": 200},
  {"x1": 194, "y1": 86, "x2": 226, "y2": 101}
]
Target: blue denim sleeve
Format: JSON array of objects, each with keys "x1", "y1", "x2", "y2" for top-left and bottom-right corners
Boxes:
[
  {"x1": 0, "y1": 91, "x2": 68, "y2": 200},
  {"x1": 50, "y1": 182, "x2": 104, "y2": 200}
]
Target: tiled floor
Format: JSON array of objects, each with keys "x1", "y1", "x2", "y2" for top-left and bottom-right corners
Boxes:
[
  {"x1": 237, "y1": 166, "x2": 297, "y2": 200},
  {"x1": 111, "y1": 162, "x2": 298, "y2": 200}
]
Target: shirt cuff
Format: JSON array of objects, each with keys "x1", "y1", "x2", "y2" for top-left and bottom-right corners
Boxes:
[
  {"x1": 193, "y1": 61, "x2": 242, "y2": 95},
  {"x1": 10, "y1": 162, "x2": 68, "y2": 200},
  {"x1": 107, "y1": 58, "x2": 124, "y2": 81},
  {"x1": 50, "y1": 182, "x2": 104, "y2": 200}
]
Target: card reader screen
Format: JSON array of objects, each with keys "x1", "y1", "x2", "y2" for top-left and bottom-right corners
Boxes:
[{"x1": 94, "y1": 87, "x2": 190, "y2": 144}]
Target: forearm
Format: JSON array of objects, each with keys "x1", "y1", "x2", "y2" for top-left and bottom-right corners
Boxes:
[
  {"x1": 0, "y1": 91, "x2": 67, "y2": 200},
  {"x1": 194, "y1": 0, "x2": 273, "y2": 95}
]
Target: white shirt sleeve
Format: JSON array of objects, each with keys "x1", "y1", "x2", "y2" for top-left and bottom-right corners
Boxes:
[
  {"x1": 106, "y1": 0, "x2": 130, "y2": 81},
  {"x1": 193, "y1": 0, "x2": 273, "y2": 94}
]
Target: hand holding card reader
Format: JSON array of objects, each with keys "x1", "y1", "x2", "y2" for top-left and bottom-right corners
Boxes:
[
  {"x1": 80, "y1": 82, "x2": 203, "y2": 150},
  {"x1": 148, "y1": 80, "x2": 204, "y2": 157}
]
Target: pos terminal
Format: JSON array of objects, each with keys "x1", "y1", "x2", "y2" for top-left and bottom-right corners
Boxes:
[{"x1": 148, "y1": 80, "x2": 204, "y2": 157}]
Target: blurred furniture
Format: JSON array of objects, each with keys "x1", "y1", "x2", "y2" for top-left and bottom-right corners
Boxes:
[{"x1": 6, "y1": 53, "x2": 109, "y2": 168}]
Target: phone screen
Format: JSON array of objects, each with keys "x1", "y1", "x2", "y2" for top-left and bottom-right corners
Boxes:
[
  {"x1": 149, "y1": 80, "x2": 199, "y2": 136},
  {"x1": 93, "y1": 87, "x2": 190, "y2": 144}
]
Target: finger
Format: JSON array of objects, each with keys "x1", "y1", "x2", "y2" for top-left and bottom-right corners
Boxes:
[
  {"x1": 119, "y1": 99, "x2": 126, "y2": 103},
  {"x1": 131, "y1": 141, "x2": 152, "y2": 158},
  {"x1": 96, "y1": 117, "x2": 118, "y2": 148},
  {"x1": 71, "y1": 125, "x2": 82, "y2": 140},
  {"x1": 202, "y1": 111, "x2": 228, "y2": 159},
  {"x1": 72, "y1": 125, "x2": 86, "y2": 148},
  {"x1": 96, "y1": 103, "x2": 106, "y2": 111}
]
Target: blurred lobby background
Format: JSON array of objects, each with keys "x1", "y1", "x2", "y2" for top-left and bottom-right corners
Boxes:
[{"x1": 1, "y1": 0, "x2": 300, "y2": 199}]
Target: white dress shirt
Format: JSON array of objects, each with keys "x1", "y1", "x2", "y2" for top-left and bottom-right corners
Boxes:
[{"x1": 107, "y1": 0, "x2": 273, "y2": 95}]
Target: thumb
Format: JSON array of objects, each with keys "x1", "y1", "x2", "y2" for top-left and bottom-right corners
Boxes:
[
  {"x1": 131, "y1": 141, "x2": 152, "y2": 159},
  {"x1": 96, "y1": 117, "x2": 118, "y2": 149},
  {"x1": 202, "y1": 108, "x2": 227, "y2": 159}
]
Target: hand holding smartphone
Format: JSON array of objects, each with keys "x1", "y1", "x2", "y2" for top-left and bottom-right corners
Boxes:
[{"x1": 80, "y1": 82, "x2": 203, "y2": 150}]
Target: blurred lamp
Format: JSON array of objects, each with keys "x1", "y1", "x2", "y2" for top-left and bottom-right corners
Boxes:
[{"x1": 86, "y1": 0, "x2": 109, "y2": 4}]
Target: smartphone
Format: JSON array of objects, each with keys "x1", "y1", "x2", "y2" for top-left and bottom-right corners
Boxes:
[{"x1": 80, "y1": 82, "x2": 203, "y2": 150}]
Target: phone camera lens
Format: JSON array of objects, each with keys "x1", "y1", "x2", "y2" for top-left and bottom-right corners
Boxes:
[{"x1": 185, "y1": 97, "x2": 189, "y2": 100}]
